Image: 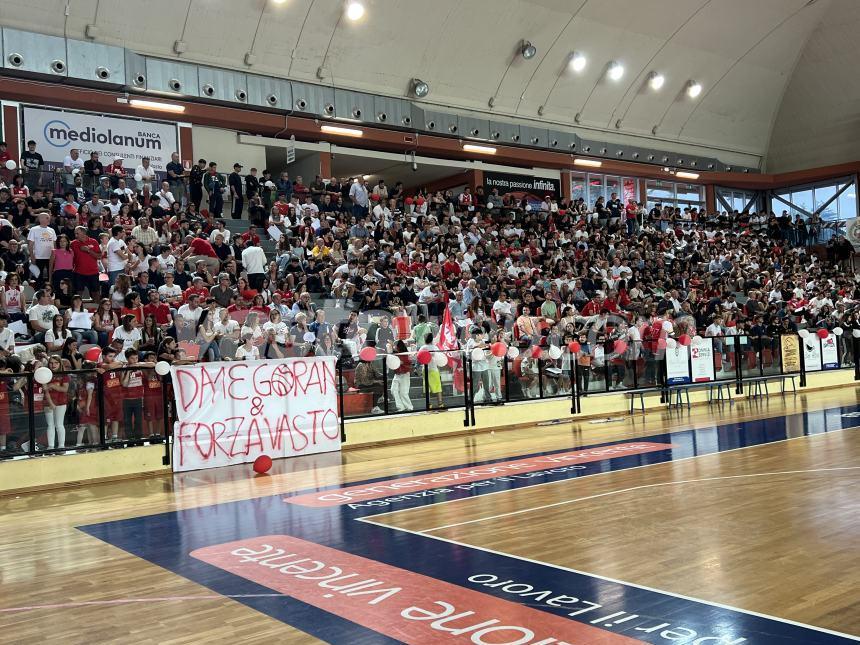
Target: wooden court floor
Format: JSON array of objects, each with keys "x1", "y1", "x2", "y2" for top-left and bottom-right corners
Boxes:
[{"x1": 1, "y1": 389, "x2": 859, "y2": 643}]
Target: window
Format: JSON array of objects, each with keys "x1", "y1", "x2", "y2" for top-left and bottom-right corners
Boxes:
[
  {"x1": 770, "y1": 177, "x2": 858, "y2": 242},
  {"x1": 716, "y1": 187, "x2": 758, "y2": 213},
  {"x1": 645, "y1": 179, "x2": 704, "y2": 211},
  {"x1": 571, "y1": 173, "x2": 640, "y2": 206},
  {"x1": 571, "y1": 173, "x2": 585, "y2": 202}
]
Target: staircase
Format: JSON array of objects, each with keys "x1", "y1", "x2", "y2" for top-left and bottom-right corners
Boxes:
[{"x1": 222, "y1": 217, "x2": 278, "y2": 258}]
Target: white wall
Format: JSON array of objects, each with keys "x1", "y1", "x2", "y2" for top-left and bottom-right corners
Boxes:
[{"x1": 191, "y1": 126, "x2": 267, "y2": 172}]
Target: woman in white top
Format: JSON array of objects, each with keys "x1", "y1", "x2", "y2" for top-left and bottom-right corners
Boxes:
[
  {"x1": 262, "y1": 310, "x2": 288, "y2": 345},
  {"x1": 240, "y1": 312, "x2": 264, "y2": 345},
  {"x1": 44, "y1": 314, "x2": 73, "y2": 354},
  {"x1": 235, "y1": 334, "x2": 260, "y2": 361},
  {"x1": 2, "y1": 273, "x2": 28, "y2": 323}
]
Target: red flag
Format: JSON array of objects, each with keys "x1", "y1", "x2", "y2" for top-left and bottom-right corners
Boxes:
[{"x1": 435, "y1": 291, "x2": 464, "y2": 392}]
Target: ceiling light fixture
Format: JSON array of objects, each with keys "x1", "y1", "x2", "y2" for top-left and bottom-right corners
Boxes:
[
  {"x1": 127, "y1": 99, "x2": 186, "y2": 113},
  {"x1": 573, "y1": 158, "x2": 602, "y2": 168},
  {"x1": 272, "y1": 0, "x2": 287, "y2": 4},
  {"x1": 411, "y1": 78, "x2": 430, "y2": 98},
  {"x1": 686, "y1": 81, "x2": 702, "y2": 98},
  {"x1": 569, "y1": 51, "x2": 586, "y2": 73},
  {"x1": 462, "y1": 144, "x2": 497, "y2": 155},
  {"x1": 607, "y1": 61, "x2": 624, "y2": 81},
  {"x1": 675, "y1": 171, "x2": 700, "y2": 180},
  {"x1": 521, "y1": 40, "x2": 537, "y2": 60},
  {"x1": 345, "y1": 1, "x2": 365, "y2": 21},
  {"x1": 648, "y1": 72, "x2": 665, "y2": 91},
  {"x1": 320, "y1": 125, "x2": 363, "y2": 137}
]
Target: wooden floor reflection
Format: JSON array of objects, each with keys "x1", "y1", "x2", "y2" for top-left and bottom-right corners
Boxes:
[{"x1": 1, "y1": 388, "x2": 859, "y2": 643}]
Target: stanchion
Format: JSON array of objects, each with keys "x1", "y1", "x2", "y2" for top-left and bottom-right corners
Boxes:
[
  {"x1": 423, "y1": 363, "x2": 430, "y2": 411},
  {"x1": 381, "y1": 360, "x2": 389, "y2": 415},
  {"x1": 27, "y1": 373, "x2": 36, "y2": 456},
  {"x1": 799, "y1": 338, "x2": 807, "y2": 388},
  {"x1": 853, "y1": 335, "x2": 860, "y2": 381},
  {"x1": 734, "y1": 339, "x2": 743, "y2": 395},
  {"x1": 337, "y1": 363, "x2": 346, "y2": 442},
  {"x1": 96, "y1": 371, "x2": 106, "y2": 449},
  {"x1": 161, "y1": 373, "x2": 171, "y2": 466}
]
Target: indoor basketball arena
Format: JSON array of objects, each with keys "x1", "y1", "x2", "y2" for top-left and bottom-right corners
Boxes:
[{"x1": 1, "y1": 1, "x2": 859, "y2": 643}]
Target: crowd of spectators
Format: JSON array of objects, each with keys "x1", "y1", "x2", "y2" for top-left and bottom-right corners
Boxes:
[{"x1": 0, "y1": 137, "x2": 857, "y2": 450}]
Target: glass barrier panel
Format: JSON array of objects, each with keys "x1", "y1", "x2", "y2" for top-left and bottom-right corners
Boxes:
[
  {"x1": 343, "y1": 356, "x2": 386, "y2": 419},
  {"x1": 0, "y1": 373, "x2": 30, "y2": 457},
  {"x1": 71, "y1": 370, "x2": 103, "y2": 448},
  {"x1": 737, "y1": 335, "x2": 761, "y2": 380}
]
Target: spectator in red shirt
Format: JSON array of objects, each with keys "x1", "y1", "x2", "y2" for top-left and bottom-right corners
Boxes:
[
  {"x1": 241, "y1": 225, "x2": 261, "y2": 246},
  {"x1": 71, "y1": 226, "x2": 102, "y2": 300},
  {"x1": 580, "y1": 295, "x2": 604, "y2": 317},
  {"x1": 181, "y1": 234, "x2": 220, "y2": 275},
  {"x1": 442, "y1": 254, "x2": 461, "y2": 279},
  {"x1": 183, "y1": 276, "x2": 211, "y2": 302},
  {"x1": 143, "y1": 289, "x2": 172, "y2": 328}
]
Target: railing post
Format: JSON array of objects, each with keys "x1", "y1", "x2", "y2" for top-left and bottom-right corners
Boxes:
[
  {"x1": 337, "y1": 362, "x2": 346, "y2": 442},
  {"x1": 604, "y1": 351, "x2": 611, "y2": 393},
  {"x1": 463, "y1": 354, "x2": 471, "y2": 427},
  {"x1": 161, "y1": 373, "x2": 171, "y2": 466},
  {"x1": 571, "y1": 359, "x2": 578, "y2": 414},
  {"x1": 423, "y1": 363, "x2": 430, "y2": 411},
  {"x1": 799, "y1": 335, "x2": 807, "y2": 387},
  {"x1": 381, "y1": 359, "x2": 389, "y2": 415},
  {"x1": 734, "y1": 337, "x2": 743, "y2": 394},
  {"x1": 503, "y1": 355, "x2": 510, "y2": 403},
  {"x1": 537, "y1": 359, "x2": 544, "y2": 399},
  {"x1": 27, "y1": 373, "x2": 36, "y2": 456},
  {"x1": 854, "y1": 335, "x2": 860, "y2": 381}
]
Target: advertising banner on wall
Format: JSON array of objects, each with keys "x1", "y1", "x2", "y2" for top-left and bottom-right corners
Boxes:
[
  {"x1": 483, "y1": 171, "x2": 560, "y2": 202},
  {"x1": 690, "y1": 338, "x2": 715, "y2": 382},
  {"x1": 170, "y1": 357, "x2": 341, "y2": 472},
  {"x1": 821, "y1": 333, "x2": 839, "y2": 369},
  {"x1": 802, "y1": 338, "x2": 822, "y2": 372},
  {"x1": 22, "y1": 106, "x2": 179, "y2": 171},
  {"x1": 665, "y1": 345, "x2": 691, "y2": 384},
  {"x1": 781, "y1": 335, "x2": 801, "y2": 373}
]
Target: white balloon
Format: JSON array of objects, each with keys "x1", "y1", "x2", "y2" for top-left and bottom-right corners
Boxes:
[
  {"x1": 471, "y1": 348, "x2": 485, "y2": 362},
  {"x1": 665, "y1": 338, "x2": 677, "y2": 349},
  {"x1": 134, "y1": 173, "x2": 143, "y2": 182},
  {"x1": 303, "y1": 332, "x2": 316, "y2": 343},
  {"x1": 433, "y1": 352, "x2": 448, "y2": 367},
  {"x1": 506, "y1": 346, "x2": 519, "y2": 359},
  {"x1": 265, "y1": 180, "x2": 276, "y2": 188},
  {"x1": 832, "y1": 327, "x2": 843, "y2": 336},
  {"x1": 486, "y1": 202, "x2": 494, "y2": 210},
  {"x1": 154, "y1": 361, "x2": 171, "y2": 376},
  {"x1": 691, "y1": 335, "x2": 704, "y2": 346},
  {"x1": 548, "y1": 345, "x2": 562, "y2": 360},
  {"x1": 5, "y1": 159, "x2": 16, "y2": 171},
  {"x1": 525, "y1": 204, "x2": 532, "y2": 212},
  {"x1": 385, "y1": 354, "x2": 401, "y2": 370},
  {"x1": 853, "y1": 329, "x2": 860, "y2": 339},
  {"x1": 662, "y1": 320, "x2": 673, "y2": 332},
  {"x1": 34, "y1": 366, "x2": 52, "y2": 385},
  {"x1": 71, "y1": 167, "x2": 80, "y2": 175},
  {"x1": 798, "y1": 329, "x2": 810, "y2": 339}
]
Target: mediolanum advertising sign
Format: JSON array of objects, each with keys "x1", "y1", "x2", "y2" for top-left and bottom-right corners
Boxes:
[{"x1": 22, "y1": 106, "x2": 179, "y2": 171}]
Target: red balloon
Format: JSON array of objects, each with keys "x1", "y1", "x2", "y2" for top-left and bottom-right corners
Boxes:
[
  {"x1": 678, "y1": 334, "x2": 691, "y2": 346},
  {"x1": 253, "y1": 455, "x2": 272, "y2": 474},
  {"x1": 657, "y1": 338, "x2": 667, "y2": 350},
  {"x1": 404, "y1": 197, "x2": 414, "y2": 206},
  {"x1": 490, "y1": 341, "x2": 508, "y2": 357},
  {"x1": 416, "y1": 197, "x2": 426, "y2": 206},
  {"x1": 359, "y1": 347, "x2": 377, "y2": 362},
  {"x1": 370, "y1": 193, "x2": 380, "y2": 201},
  {"x1": 557, "y1": 209, "x2": 566, "y2": 215},
  {"x1": 817, "y1": 328, "x2": 829, "y2": 339},
  {"x1": 416, "y1": 349, "x2": 432, "y2": 365},
  {"x1": 614, "y1": 340, "x2": 628, "y2": 354},
  {"x1": 530, "y1": 345, "x2": 543, "y2": 359},
  {"x1": 567, "y1": 341, "x2": 581, "y2": 354},
  {"x1": 85, "y1": 346, "x2": 102, "y2": 362}
]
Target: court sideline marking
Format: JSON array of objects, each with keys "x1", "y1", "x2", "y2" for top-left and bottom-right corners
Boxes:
[
  {"x1": 0, "y1": 594, "x2": 286, "y2": 613},
  {"x1": 415, "y1": 465, "x2": 860, "y2": 532},
  {"x1": 354, "y1": 428, "x2": 860, "y2": 642},
  {"x1": 366, "y1": 423, "x2": 860, "y2": 520}
]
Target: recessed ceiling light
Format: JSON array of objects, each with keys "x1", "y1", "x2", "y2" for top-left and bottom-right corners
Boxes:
[
  {"x1": 345, "y1": 1, "x2": 365, "y2": 21},
  {"x1": 687, "y1": 81, "x2": 702, "y2": 98},
  {"x1": 320, "y1": 125, "x2": 363, "y2": 137},
  {"x1": 463, "y1": 144, "x2": 497, "y2": 155},
  {"x1": 569, "y1": 51, "x2": 586, "y2": 73},
  {"x1": 648, "y1": 72, "x2": 665, "y2": 91},
  {"x1": 573, "y1": 158, "x2": 602, "y2": 168},
  {"x1": 607, "y1": 61, "x2": 624, "y2": 81},
  {"x1": 675, "y1": 171, "x2": 699, "y2": 180}
]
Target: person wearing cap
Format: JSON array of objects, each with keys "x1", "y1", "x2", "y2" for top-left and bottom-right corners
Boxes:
[{"x1": 228, "y1": 163, "x2": 245, "y2": 219}]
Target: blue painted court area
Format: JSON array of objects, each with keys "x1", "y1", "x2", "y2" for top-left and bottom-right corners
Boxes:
[{"x1": 80, "y1": 404, "x2": 860, "y2": 644}]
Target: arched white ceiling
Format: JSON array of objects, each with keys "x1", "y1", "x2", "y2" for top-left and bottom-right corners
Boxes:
[{"x1": 0, "y1": 0, "x2": 845, "y2": 167}]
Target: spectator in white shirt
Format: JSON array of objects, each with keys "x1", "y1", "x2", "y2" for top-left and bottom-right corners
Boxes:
[
  {"x1": 155, "y1": 180, "x2": 175, "y2": 210},
  {"x1": 105, "y1": 225, "x2": 129, "y2": 285},
  {"x1": 241, "y1": 240, "x2": 267, "y2": 290},
  {"x1": 135, "y1": 157, "x2": 157, "y2": 192},
  {"x1": 0, "y1": 315, "x2": 15, "y2": 352}
]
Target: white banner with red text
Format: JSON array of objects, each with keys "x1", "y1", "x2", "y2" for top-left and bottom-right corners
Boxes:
[{"x1": 171, "y1": 357, "x2": 340, "y2": 472}]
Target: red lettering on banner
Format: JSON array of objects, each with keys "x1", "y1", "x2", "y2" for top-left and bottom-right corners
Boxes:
[
  {"x1": 287, "y1": 442, "x2": 675, "y2": 507},
  {"x1": 192, "y1": 535, "x2": 638, "y2": 645}
]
